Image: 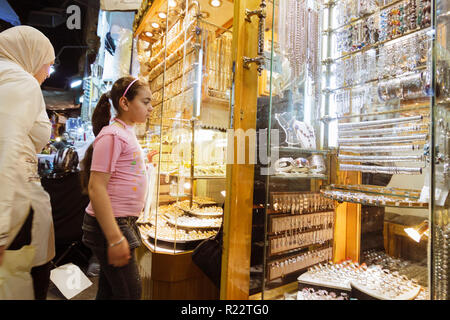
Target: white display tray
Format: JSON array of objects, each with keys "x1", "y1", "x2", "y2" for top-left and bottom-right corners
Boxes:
[
  {"x1": 188, "y1": 209, "x2": 223, "y2": 217},
  {"x1": 166, "y1": 217, "x2": 221, "y2": 229},
  {"x1": 297, "y1": 272, "x2": 351, "y2": 291},
  {"x1": 297, "y1": 272, "x2": 422, "y2": 300},
  {"x1": 350, "y1": 281, "x2": 421, "y2": 300}
]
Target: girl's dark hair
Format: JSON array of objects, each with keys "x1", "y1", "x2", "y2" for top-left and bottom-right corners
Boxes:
[{"x1": 80, "y1": 76, "x2": 147, "y2": 194}]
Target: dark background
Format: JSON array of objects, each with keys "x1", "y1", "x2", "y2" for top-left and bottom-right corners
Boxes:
[{"x1": 3, "y1": 0, "x2": 99, "y2": 90}]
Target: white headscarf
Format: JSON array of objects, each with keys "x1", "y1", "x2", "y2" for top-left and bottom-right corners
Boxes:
[{"x1": 0, "y1": 25, "x2": 55, "y2": 75}]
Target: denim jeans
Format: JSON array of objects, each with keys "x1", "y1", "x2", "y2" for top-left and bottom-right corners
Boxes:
[{"x1": 82, "y1": 213, "x2": 142, "y2": 300}]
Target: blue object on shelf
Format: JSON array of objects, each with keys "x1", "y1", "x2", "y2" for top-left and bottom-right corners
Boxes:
[{"x1": 0, "y1": 0, "x2": 20, "y2": 26}]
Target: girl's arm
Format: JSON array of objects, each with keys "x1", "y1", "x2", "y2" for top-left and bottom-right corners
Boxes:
[{"x1": 88, "y1": 171, "x2": 130, "y2": 267}]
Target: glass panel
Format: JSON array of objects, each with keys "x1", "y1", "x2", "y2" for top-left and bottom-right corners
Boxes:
[
  {"x1": 324, "y1": 0, "x2": 433, "y2": 301},
  {"x1": 249, "y1": 0, "x2": 441, "y2": 300},
  {"x1": 431, "y1": 0, "x2": 450, "y2": 300},
  {"x1": 136, "y1": 0, "x2": 232, "y2": 254},
  {"x1": 247, "y1": 0, "x2": 332, "y2": 300}
]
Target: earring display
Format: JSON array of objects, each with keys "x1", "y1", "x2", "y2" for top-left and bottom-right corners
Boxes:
[
  {"x1": 270, "y1": 211, "x2": 334, "y2": 234},
  {"x1": 333, "y1": 33, "x2": 430, "y2": 92},
  {"x1": 264, "y1": 192, "x2": 335, "y2": 283},
  {"x1": 268, "y1": 247, "x2": 333, "y2": 281},
  {"x1": 270, "y1": 228, "x2": 333, "y2": 255},
  {"x1": 333, "y1": 0, "x2": 431, "y2": 57},
  {"x1": 270, "y1": 192, "x2": 334, "y2": 215}
]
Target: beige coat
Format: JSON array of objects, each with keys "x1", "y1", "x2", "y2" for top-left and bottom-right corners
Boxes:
[{"x1": 0, "y1": 26, "x2": 56, "y2": 267}]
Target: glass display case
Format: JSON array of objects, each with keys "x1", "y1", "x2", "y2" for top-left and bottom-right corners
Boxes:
[
  {"x1": 131, "y1": 0, "x2": 448, "y2": 300},
  {"x1": 134, "y1": 0, "x2": 233, "y2": 254},
  {"x1": 247, "y1": 0, "x2": 335, "y2": 299},
  {"x1": 242, "y1": 0, "x2": 448, "y2": 300},
  {"x1": 431, "y1": 0, "x2": 449, "y2": 300}
]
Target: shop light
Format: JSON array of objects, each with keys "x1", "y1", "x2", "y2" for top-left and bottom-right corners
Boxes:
[
  {"x1": 145, "y1": 31, "x2": 154, "y2": 37},
  {"x1": 184, "y1": 182, "x2": 191, "y2": 190},
  {"x1": 151, "y1": 22, "x2": 160, "y2": 29},
  {"x1": 158, "y1": 12, "x2": 167, "y2": 19},
  {"x1": 70, "y1": 79, "x2": 82, "y2": 88},
  {"x1": 404, "y1": 220, "x2": 429, "y2": 243},
  {"x1": 55, "y1": 137, "x2": 61, "y2": 142},
  {"x1": 209, "y1": 0, "x2": 222, "y2": 8},
  {"x1": 168, "y1": 0, "x2": 177, "y2": 8},
  {"x1": 221, "y1": 190, "x2": 226, "y2": 197},
  {"x1": 194, "y1": 48, "x2": 203, "y2": 117}
]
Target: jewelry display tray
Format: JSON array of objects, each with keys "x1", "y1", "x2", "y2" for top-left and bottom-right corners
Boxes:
[
  {"x1": 297, "y1": 272, "x2": 421, "y2": 300},
  {"x1": 165, "y1": 216, "x2": 221, "y2": 229},
  {"x1": 144, "y1": 232, "x2": 206, "y2": 251},
  {"x1": 297, "y1": 272, "x2": 352, "y2": 293},
  {"x1": 175, "y1": 205, "x2": 224, "y2": 218}
]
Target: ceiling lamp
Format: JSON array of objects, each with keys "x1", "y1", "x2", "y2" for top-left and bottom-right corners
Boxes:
[
  {"x1": 209, "y1": 0, "x2": 222, "y2": 7},
  {"x1": 145, "y1": 31, "x2": 153, "y2": 37},
  {"x1": 158, "y1": 12, "x2": 167, "y2": 19},
  {"x1": 168, "y1": 0, "x2": 177, "y2": 8},
  {"x1": 151, "y1": 22, "x2": 160, "y2": 28}
]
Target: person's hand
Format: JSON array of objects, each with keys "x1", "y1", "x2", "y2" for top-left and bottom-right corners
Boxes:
[
  {"x1": 146, "y1": 150, "x2": 159, "y2": 163},
  {"x1": 0, "y1": 245, "x2": 5, "y2": 266},
  {"x1": 107, "y1": 238, "x2": 131, "y2": 267}
]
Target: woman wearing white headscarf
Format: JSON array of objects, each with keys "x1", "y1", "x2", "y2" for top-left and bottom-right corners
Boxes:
[{"x1": 0, "y1": 26, "x2": 56, "y2": 299}]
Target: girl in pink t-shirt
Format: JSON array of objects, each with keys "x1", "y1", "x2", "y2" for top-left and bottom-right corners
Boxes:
[{"x1": 80, "y1": 76, "x2": 152, "y2": 300}]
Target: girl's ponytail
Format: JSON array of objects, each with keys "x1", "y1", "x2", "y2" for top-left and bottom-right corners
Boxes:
[
  {"x1": 91, "y1": 93, "x2": 112, "y2": 136},
  {"x1": 80, "y1": 93, "x2": 111, "y2": 193}
]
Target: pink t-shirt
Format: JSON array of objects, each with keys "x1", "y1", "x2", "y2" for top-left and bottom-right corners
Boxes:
[{"x1": 86, "y1": 118, "x2": 148, "y2": 217}]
